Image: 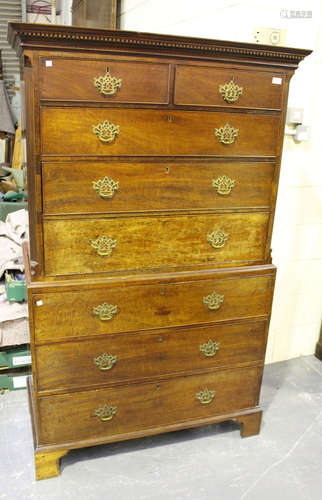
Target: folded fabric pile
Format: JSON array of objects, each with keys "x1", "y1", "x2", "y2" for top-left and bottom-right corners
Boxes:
[
  {"x1": 0, "y1": 290, "x2": 29, "y2": 346},
  {"x1": 0, "y1": 209, "x2": 29, "y2": 345},
  {"x1": 0, "y1": 209, "x2": 29, "y2": 279}
]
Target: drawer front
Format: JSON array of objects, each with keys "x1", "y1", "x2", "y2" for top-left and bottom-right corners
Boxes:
[
  {"x1": 40, "y1": 57, "x2": 170, "y2": 104},
  {"x1": 42, "y1": 160, "x2": 275, "y2": 215},
  {"x1": 41, "y1": 108, "x2": 279, "y2": 156},
  {"x1": 33, "y1": 274, "x2": 274, "y2": 341},
  {"x1": 38, "y1": 366, "x2": 262, "y2": 445},
  {"x1": 36, "y1": 320, "x2": 268, "y2": 392},
  {"x1": 43, "y1": 213, "x2": 269, "y2": 276},
  {"x1": 174, "y1": 64, "x2": 284, "y2": 110}
]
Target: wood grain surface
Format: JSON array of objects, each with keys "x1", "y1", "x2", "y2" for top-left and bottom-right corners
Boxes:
[
  {"x1": 36, "y1": 320, "x2": 268, "y2": 393},
  {"x1": 43, "y1": 212, "x2": 270, "y2": 276},
  {"x1": 40, "y1": 108, "x2": 279, "y2": 156},
  {"x1": 32, "y1": 273, "x2": 274, "y2": 341},
  {"x1": 40, "y1": 57, "x2": 170, "y2": 103},
  {"x1": 174, "y1": 64, "x2": 284, "y2": 110},
  {"x1": 38, "y1": 365, "x2": 262, "y2": 445},
  {"x1": 42, "y1": 160, "x2": 275, "y2": 215}
]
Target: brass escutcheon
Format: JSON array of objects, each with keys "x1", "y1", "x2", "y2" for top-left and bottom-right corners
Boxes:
[
  {"x1": 200, "y1": 339, "x2": 220, "y2": 357},
  {"x1": 212, "y1": 175, "x2": 235, "y2": 195},
  {"x1": 92, "y1": 176, "x2": 119, "y2": 199},
  {"x1": 90, "y1": 236, "x2": 117, "y2": 257},
  {"x1": 215, "y1": 123, "x2": 238, "y2": 145},
  {"x1": 94, "y1": 404, "x2": 117, "y2": 421},
  {"x1": 93, "y1": 352, "x2": 117, "y2": 371},
  {"x1": 93, "y1": 66, "x2": 122, "y2": 96},
  {"x1": 93, "y1": 120, "x2": 120, "y2": 143},
  {"x1": 196, "y1": 388, "x2": 215, "y2": 404},
  {"x1": 93, "y1": 302, "x2": 118, "y2": 321},
  {"x1": 219, "y1": 77, "x2": 243, "y2": 104},
  {"x1": 203, "y1": 292, "x2": 224, "y2": 311},
  {"x1": 207, "y1": 229, "x2": 229, "y2": 249}
]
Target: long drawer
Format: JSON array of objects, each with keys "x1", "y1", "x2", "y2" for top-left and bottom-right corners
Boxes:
[
  {"x1": 40, "y1": 108, "x2": 279, "y2": 156},
  {"x1": 36, "y1": 320, "x2": 268, "y2": 393},
  {"x1": 32, "y1": 271, "x2": 274, "y2": 342},
  {"x1": 39, "y1": 56, "x2": 170, "y2": 103},
  {"x1": 43, "y1": 212, "x2": 269, "y2": 276},
  {"x1": 42, "y1": 160, "x2": 275, "y2": 215},
  {"x1": 37, "y1": 365, "x2": 262, "y2": 445}
]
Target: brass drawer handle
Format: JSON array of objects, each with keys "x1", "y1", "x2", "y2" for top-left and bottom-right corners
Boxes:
[
  {"x1": 93, "y1": 352, "x2": 117, "y2": 371},
  {"x1": 207, "y1": 229, "x2": 229, "y2": 249},
  {"x1": 93, "y1": 176, "x2": 119, "y2": 199},
  {"x1": 93, "y1": 302, "x2": 118, "y2": 321},
  {"x1": 93, "y1": 120, "x2": 120, "y2": 143},
  {"x1": 90, "y1": 236, "x2": 117, "y2": 256},
  {"x1": 215, "y1": 123, "x2": 238, "y2": 145},
  {"x1": 93, "y1": 66, "x2": 122, "y2": 96},
  {"x1": 94, "y1": 404, "x2": 117, "y2": 421},
  {"x1": 200, "y1": 340, "x2": 220, "y2": 357},
  {"x1": 203, "y1": 292, "x2": 224, "y2": 311},
  {"x1": 212, "y1": 175, "x2": 235, "y2": 195},
  {"x1": 219, "y1": 77, "x2": 243, "y2": 103},
  {"x1": 196, "y1": 388, "x2": 215, "y2": 404}
]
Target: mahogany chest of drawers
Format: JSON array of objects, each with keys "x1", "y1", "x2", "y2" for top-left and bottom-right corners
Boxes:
[{"x1": 8, "y1": 22, "x2": 310, "y2": 480}]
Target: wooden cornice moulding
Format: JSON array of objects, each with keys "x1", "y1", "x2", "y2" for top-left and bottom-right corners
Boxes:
[{"x1": 8, "y1": 22, "x2": 311, "y2": 69}]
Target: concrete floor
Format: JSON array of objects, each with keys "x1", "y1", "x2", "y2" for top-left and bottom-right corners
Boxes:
[{"x1": 0, "y1": 355, "x2": 321, "y2": 500}]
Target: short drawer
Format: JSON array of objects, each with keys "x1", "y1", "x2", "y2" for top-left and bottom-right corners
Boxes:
[
  {"x1": 42, "y1": 160, "x2": 275, "y2": 215},
  {"x1": 38, "y1": 365, "x2": 262, "y2": 445},
  {"x1": 36, "y1": 320, "x2": 268, "y2": 392},
  {"x1": 174, "y1": 64, "x2": 285, "y2": 110},
  {"x1": 32, "y1": 270, "x2": 274, "y2": 342},
  {"x1": 40, "y1": 108, "x2": 279, "y2": 157},
  {"x1": 43, "y1": 212, "x2": 269, "y2": 276},
  {"x1": 40, "y1": 57, "x2": 170, "y2": 104}
]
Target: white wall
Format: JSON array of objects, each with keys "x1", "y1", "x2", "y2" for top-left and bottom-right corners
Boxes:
[{"x1": 120, "y1": 0, "x2": 322, "y2": 363}]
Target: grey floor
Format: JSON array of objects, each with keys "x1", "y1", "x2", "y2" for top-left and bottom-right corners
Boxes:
[{"x1": 1, "y1": 355, "x2": 321, "y2": 500}]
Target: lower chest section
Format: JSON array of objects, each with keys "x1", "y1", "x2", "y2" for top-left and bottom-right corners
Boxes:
[{"x1": 31, "y1": 266, "x2": 275, "y2": 447}]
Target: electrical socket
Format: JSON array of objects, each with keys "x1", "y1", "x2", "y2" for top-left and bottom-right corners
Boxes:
[{"x1": 253, "y1": 27, "x2": 287, "y2": 46}]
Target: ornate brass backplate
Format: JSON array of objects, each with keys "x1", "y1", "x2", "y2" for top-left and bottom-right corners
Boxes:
[
  {"x1": 92, "y1": 120, "x2": 120, "y2": 143},
  {"x1": 200, "y1": 339, "x2": 220, "y2": 357},
  {"x1": 212, "y1": 175, "x2": 235, "y2": 195},
  {"x1": 203, "y1": 292, "x2": 224, "y2": 311},
  {"x1": 195, "y1": 388, "x2": 215, "y2": 404},
  {"x1": 94, "y1": 404, "x2": 117, "y2": 421},
  {"x1": 215, "y1": 123, "x2": 239, "y2": 145},
  {"x1": 92, "y1": 176, "x2": 119, "y2": 199},
  {"x1": 219, "y1": 77, "x2": 243, "y2": 104},
  {"x1": 93, "y1": 302, "x2": 118, "y2": 321},
  {"x1": 90, "y1": 236, "x2": 117, "y2": 256},
  {"x1": 93, "y1": 352, "x2": 117, "y2": 371},
  {"x1": 93, "y1": 66, "x2": 122, "y2": 96},
  {"x1": 207, "y1": 229, "x2": 229, "y2": 248}
]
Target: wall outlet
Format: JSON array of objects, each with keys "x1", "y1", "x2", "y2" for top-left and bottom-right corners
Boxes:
[
  {"x1": 253, "y1": 27, "x2": 287, "y2": 46},
  {"x1": 287, "y1": 107, "x2": 304, "y2": 124}
]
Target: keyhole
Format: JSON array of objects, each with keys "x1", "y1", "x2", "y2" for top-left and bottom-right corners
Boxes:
[
  {"x1": 156, "y1": 385, "x2": 161, "y2": 390},
  {"x1": 168, "y1": 115, "x2": 173, "y2": 122},
  {"x1": 165, "y1": 166, "x2": 170, "y2": 174}
]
